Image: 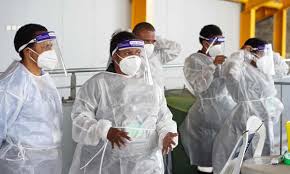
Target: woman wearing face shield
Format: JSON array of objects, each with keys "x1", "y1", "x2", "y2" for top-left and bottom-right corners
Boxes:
[
  {"x1": 212, "y1": 38, "x2": 284, "y2": 174},
  {"x1": 0, "y1": 24, "x2": 64, "y2": 174},
  {"x1": 179, "y1": 24, "x2": 236, "y2": 174},
  {"x1": 69, "y1": 31, "x2": 178, "y2": 174}
]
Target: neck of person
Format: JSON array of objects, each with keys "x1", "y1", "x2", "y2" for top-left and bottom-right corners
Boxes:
[
  {"x1": 200, "y1": 47, "x2": 208, "y2": 56},
  {"x1": 21, "y1": 57, "x2": 42, "y2": 76}
]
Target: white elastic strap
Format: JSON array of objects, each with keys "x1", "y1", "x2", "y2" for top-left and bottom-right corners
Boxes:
[
  {"x1": 18, "y1": 39, "x2": 35, "y2": 52},
  {"x1": 79, "y1": 126, "x2": 155, "y2": 174},
  {"x1": 205, "y1": 37, "x2": 217, "y2": 54},
  {"x1": 80, "y1": 141, "x2": 107, "y2": 170},
  {"x1": 111, "y1": 47, "x2": 118, "y2": 56},
  {"x1": 5, "y1": 138, "x2": 59, "y2": 162}
]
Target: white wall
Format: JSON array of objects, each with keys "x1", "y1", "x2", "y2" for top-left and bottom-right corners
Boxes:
[
  {"x1": 0, "y1": 0, "x2": 240, "y2": 91},
  {"x1": 152, "y1": 0, "x2": 241, "y2": 89},
  {"x1": 0, "y1": 0, "x2": 131, "y2": 71}
]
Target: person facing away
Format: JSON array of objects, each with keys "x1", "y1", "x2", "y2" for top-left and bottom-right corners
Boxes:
[
  {"x1": 132, "y1": 22, "x2": 181, "y2": 89},
  {"x1": 69, "y1": 31, "x2": 178, "y2": 174},
  {"x1": 0, "y1": 23, "x2": 64, "y2": 174},
  {"x1": 179, "y1": 24, "x2": 236, "y2": 174},
  {"x1": 212, "y1": 38, "x2": 284, "y2": 174}
]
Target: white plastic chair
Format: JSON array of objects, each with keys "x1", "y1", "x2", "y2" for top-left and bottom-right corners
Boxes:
[{"x1": 219, "y1": 116, "x2": 266, "y2": 174}]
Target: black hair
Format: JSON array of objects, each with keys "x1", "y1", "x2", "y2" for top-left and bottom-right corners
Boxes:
[
  {"x1": 109, "y1": 31, "x2": 137, "y2": 55},
  {"x1": 199, "y1": 24, "x2": 223, "y2": 44},
  {"x1": 243, "y1": 38, "x2": 268, "y2": 49},
  {"x1": 132, "y1": 22, "x2": 155, "y2": 35},
  {"x1": 14, "y1": 23, "x2": 47, "y2": 58}
]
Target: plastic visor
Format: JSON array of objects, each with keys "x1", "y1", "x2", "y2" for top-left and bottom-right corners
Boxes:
[
  {"x1": 199, "y1": 35, "x2": 225, "y2": 44},
  {"x1": 111, "y1": 40, "x2": 145, "y2": 56},
  {"x1": 255, "y1": 44, "x2": 275, "y2": 75},
  {"x1": 18, "y1": 31, "x2": 67, "y2": 76},
  {"x1": 112, "y1": 39, "x2": 153, "y2": 85}
]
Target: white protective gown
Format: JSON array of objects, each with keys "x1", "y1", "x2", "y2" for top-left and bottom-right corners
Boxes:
[
  {"x1": 0, "y1": 61, "x2": 62, "y2": 174},
  {"x1": 69, "y1": 71, "x2": 177, "y2": 174},
  {"x1": 179, "y1": 52, "x2": 236, "y2": 167},
  {"x1": 273, "y1": 52, "x2": 289, "y2": 79},
  {"x1": 212, "y1": 50, "x2": 284, "y2": 174},
  {"x1": 148, "y1": 37, "x2": 181, "y2": 88}
]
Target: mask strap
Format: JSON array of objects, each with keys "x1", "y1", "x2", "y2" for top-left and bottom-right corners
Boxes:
[
  {"x1": 27, "y1": 48, "x2": 39, "y2": 64},
  {"x1": 205, "y1": 37, "x2": 217, "y2": 54},
  {"x1": 113, "y1": 53, "x2": 124, "y2": 65}
]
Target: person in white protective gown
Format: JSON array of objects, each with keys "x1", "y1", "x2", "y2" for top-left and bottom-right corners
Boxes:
[
  {"x1": 0, "y1": 24, "x2": 65, "y2": 174},
  {"x1": 179, "y1": 24, "x2": 236, "y2": 174},
  {"x1": 241, "y1": 41, "x2": 289, "y2": 79},
  {"x1": 212, "y1": 38, "x2": 284, "y2": 174},
  {"x1": 272, "y1": 52, "x2": 289, "y2": 79},
  {"x1": 69, "y1": 31, "x2": 178, "y2": 174},
  {"x1": 133, "y1": 22, "x2": 181, "y2": 89}
]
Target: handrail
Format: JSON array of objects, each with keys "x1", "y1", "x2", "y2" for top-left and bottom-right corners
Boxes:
[{"x1": 0, "y1": 64, "x2": 183, "y2": 74}]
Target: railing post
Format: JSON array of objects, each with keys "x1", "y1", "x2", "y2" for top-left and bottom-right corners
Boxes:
[{"x1": 70, "y1": 72, "x2": 76, "y2": 100}]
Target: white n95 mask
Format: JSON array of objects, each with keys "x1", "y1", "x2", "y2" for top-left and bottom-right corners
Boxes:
[
  {"x1": 144, "y1": 44, "x2": 155, "y2": 58},
  {"x1": 208, "y1": 44, "x2": 223, "y2": 57},
  {"x1": 29, "y1": 48, "x2": 59, "y2": 69},
  {"x1": 116, "y1": 54, "x2": 142, "y2": 76}
]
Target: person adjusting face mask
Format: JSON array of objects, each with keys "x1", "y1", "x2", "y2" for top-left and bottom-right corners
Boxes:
[
  {"x1": 179, "y1": 24, "x2": 235, "y2": 174},
  {"x1": 0, "y1": 24, "x2": 63, "y2": 174},
  {"x1": 69, "y1": 31, "x2": 178, "y2": 174},
  {"x1": 243, "y1": 43, "x2": 275, "y2": 76},
  {"x1": 133, "y1": 22, "x2": 182, "y2": 89}
]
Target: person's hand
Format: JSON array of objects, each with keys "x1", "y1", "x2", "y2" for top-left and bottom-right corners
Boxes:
[
  {"x1": 213, "y1": 55, "x2": 226, "y2": 65},
  {"x1": 107, "y1": 128, "x2": 131, "y2": 149},
  {"x1": 162, "y1": 132, "x2": 178, "y2": 154}
]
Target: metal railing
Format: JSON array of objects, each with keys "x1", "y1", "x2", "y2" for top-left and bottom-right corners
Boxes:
[
  {"x1": 1, "y1": 65, "x2": 290, "y2": 155},
  {"x1": 49, "y1": 64, "x2": 184, "y2": 102},
  {"x1": 49, "y1": 67, "x2": 107, "y2": 102}
]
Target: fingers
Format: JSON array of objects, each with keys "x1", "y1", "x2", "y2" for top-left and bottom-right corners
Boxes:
[
  {"x1": 170, "y1": 140, "x2": 176, "y2": 146},
  {"x1": 214, "y1": 56, "x2": 226, "y2": 65},
  {"x1": 120, "y1": 131, "x2": 131, "y2": 141},
  {"x1": 162, "y1": 145, "x2": 173, "y2": 155},
  {"x1": 110, "y1": 130, "x2": 131, "y2": 149}
]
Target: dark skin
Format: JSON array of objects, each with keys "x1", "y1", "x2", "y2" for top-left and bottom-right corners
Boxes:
[
  {"x1": 201, "y1": 35, "x2": 225, "y2": 65},
  {"x1": 107, "y1": 48, "x2": 178, "y2": 153},
  {"x1": 20, "y1": 31, "x2": 52, "y2": 76},
  {"x1": 134, "y1": 29, "x2": 156, "y2": 44}
]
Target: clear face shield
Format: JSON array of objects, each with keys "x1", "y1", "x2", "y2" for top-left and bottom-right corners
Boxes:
[
  {"x1": 18, "y1": 31, "x2": 67, "y2": 76},
  {"x1": 111, "y1": 40, "x2": 153, "y2": 85},
  {"x1": 251, "y1": 44, "x2": 275, "y2": 75},
  {"x1": 200, "y1": 35, "x2": 226, "y2": 58}
]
